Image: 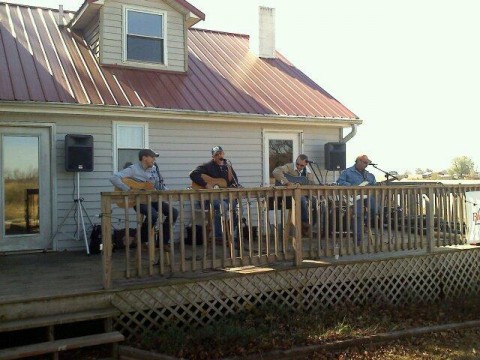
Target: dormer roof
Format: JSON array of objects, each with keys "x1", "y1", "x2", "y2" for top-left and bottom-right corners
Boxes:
[{"x1": 69, "y1": 0, "x2": 205, "y2": 30}]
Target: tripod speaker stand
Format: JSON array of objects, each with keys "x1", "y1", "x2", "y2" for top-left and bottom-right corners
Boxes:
[{"x1": 50, "y1": 172, "x2": 93, "y2": 254}]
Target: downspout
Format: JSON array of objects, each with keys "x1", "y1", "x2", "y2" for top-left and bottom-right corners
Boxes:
[{"x1": 340, "y1": 124, "x2": 357, "y2": 143}]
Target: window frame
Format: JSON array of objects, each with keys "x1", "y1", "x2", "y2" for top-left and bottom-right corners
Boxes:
[
  {"x1": 122, "y1": 5, "x2": 167, "y2": 65},
  {"x1": 112, "y1": 121, "x2": 149, "y2": 172},
  {"x1": 262, "y1": 131, "x2": 303, "y2": 186}
]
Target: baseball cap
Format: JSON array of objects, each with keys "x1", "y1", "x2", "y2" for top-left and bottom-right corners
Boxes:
[
  {"x1": 138, "y1": 149, "x2": 159, "y2": 160},
  {"x1": 211, "y1": 146, "x2": 223, "y2": 155}
]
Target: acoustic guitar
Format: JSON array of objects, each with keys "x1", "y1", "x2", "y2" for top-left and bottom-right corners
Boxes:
[
  {"x1": 114, "y1": 178, "x2": 155, "y2": 208},
  {"x1": 191, "y1": 174, "x2": 228, "y2": 190},
  {"x1": 275, "y1": 173, "x2": 310, "y2": 186}
]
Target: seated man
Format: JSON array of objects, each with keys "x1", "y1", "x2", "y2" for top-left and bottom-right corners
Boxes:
[
  {"x1": 189, "y1": 146, "x2": 241, "y2": 243},
  {"x1": 337, "y1": 154, "x2": 377, "y2": 243},
  {"x1": 110, "y1": 149, "x2": 178, "y2": 250},
  {"x1": 272, "y1": 154, "x2": 319, "y2": 236}
]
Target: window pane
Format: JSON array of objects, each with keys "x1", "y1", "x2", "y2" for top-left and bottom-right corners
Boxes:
[
  {"x1": 127, "y1": 36, "x2": 164, "y2": 63},
  {"x1": 268, "y1": 139, "x2": 293, "y2": 184},
  {"x1": 3, "y1": 136, "x2": 39, "y2": 235},
  {"x1": 118, "y1": 149, "x2": 140, "y2": 170},
  {"x1": 128, "y1": 11, "x2": 163, "y2": 38},
  {"x1": 117, "y1": 125, "x2": 144, "y2": 148}
]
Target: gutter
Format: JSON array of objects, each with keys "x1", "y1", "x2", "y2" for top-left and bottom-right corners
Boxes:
[
  {"x1": 340, "y1": 124, "x2": 358, "y2": 143},
  {"x1": 0, "y1": 102, "x2": 362, "y2": 128}
]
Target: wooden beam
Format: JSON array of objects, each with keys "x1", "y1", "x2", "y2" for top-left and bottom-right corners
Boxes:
[
  {"x1": 0, "y1": 331, "x2": 124, "y2": 360},
  {"x1": 0, "y1": 308, "x2": 119, "y2": 333}
]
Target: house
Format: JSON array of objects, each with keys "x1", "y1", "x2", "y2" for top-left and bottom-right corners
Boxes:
[{"x1": 0, "y1": 0, "x2": 361, "y2": 253}]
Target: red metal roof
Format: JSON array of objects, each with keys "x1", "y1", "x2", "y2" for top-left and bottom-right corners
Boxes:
[{"x1": 0, "y1": 2, "x2": 357, "y2": 119}]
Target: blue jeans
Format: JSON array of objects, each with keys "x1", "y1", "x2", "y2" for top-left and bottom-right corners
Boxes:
[
  {"x1": 355, "y1": 196, "x2": 377, "y2": 243},
  {"x1": 208, "y1": 199, "x2": 238, "y2": 240},
  {"x1": 135, "y1": 202, "x2": 178, "y2": 244},
  {"x1": 301, "y1": 196, "x2": 317, "y2": 224}
]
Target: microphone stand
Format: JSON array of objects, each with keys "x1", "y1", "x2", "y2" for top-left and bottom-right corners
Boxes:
[
  {"x1": 225, "y1": 159, "x2": 242, "y2": 188},
  {"x1": 308, "y1": 162, "x2": 323, "y2": 185},
  {"x1": 370, "y1": 164, "x2": 399, "y2": 183},
  {"x1": 154, "y1": 162, "x2": 166, "y2": 190}
]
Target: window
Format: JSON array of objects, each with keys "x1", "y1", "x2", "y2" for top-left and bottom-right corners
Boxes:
[
  {"x1": 262, "y1": 132, "x2": 301, "y2": 186},
  {"x1": 125, "y1": 8, "x2": 165, "y2": 64},
  {"x1": 113, "y1": 123, "x2": 148, "y2": 171}
]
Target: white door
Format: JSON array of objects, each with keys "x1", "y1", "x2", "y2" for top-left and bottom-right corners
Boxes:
[
  {"x1": 0, "y1": 127, "x2": 52, "y2": 252},
  {"x1": 263, "y1": 132, "x2": 301, "y2": 186}
]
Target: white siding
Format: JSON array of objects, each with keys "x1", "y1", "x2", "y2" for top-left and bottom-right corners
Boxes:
[
  {"x1": 2, "y1": 112, "x2": 342, "y2": 251},
  {"x1": 83, "y1": 14, "x2": 100, "y2": 60},
  {"x1": 100, "y1": 0, "x2": 186, "y2": 72}
]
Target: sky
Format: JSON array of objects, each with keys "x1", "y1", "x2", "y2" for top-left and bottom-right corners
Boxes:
[{"x1": 8, "y1": 0, "x2": 480, "y2": 177}]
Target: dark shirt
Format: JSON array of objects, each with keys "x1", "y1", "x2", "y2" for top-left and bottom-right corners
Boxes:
[{"x1": 189, "y1": 160, "x2": 239, "y2": 188}]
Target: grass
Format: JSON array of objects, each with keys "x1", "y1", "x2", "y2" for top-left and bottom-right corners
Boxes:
[{"x1": 128, "y1": 296, "x2": 480, "y2": 360}]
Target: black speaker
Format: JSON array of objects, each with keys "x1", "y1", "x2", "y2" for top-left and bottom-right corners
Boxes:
[
  {"x1": 324, "y1": 142, "x2": 346, "y2": 171},
  {"x1": 65, "y1": 134, "x2": 94, "y2": 172}
]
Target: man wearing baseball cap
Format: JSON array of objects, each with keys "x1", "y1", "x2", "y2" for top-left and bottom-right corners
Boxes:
[
  {"x1": 189, "y1": 146, "x2": 241, "y2": 244},
  {"x1": 337, "y1": 154, "x2": 377, "y2": 245},
  {"x1": 337, "y1": 154, "x2": 376, "y2": 187},
  {"x1": 110, "y1": 149, "x2": 178, "y2": 250}
]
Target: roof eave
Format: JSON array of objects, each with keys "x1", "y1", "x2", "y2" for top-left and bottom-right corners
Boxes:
[
  {"x1": 0, "y1": 102, "x2": 361, "y2": 127},
  {"x1": 165, "y1": 0, "x2": 205, "y2": 22},
  {"x1": 185, "y1": 12, "x2": 203, "y2": 28},
  {"x1": 68, "y1": 0, "x2": 103, "y2": 30},
  {"x1": 68, "y1": 0, "x2": 205, "y2": 30}
]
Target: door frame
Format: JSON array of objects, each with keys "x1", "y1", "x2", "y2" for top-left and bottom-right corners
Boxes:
[{"x1": 0, "y1": 122, "x2": 55, "y2": 252}]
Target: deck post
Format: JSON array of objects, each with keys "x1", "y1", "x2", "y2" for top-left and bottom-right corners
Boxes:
[
  {"x1": 425, "y1": 187, "x2": 435, "y2": 253},
  {"x1": 292, "y1": 187, "x2": 303, "y2": 266},
  {"x1": 101, "y1": 194, "x2": 113, "y2": 289}
]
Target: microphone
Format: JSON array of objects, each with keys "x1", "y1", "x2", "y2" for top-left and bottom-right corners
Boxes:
[
  {"x1": 369, "y1": 163, "x2": 378, "y2": 166},
  {"x1": 306, "y1": 160, "x2": 315, "y2": 164}
]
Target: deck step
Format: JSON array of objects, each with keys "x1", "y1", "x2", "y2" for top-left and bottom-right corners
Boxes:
[
  {"x1": 0, "y1": 331, "x2": 124, "y2": 360},
  {"x1": 0, "y1": 307, "x2": 120, "y2": 333}
]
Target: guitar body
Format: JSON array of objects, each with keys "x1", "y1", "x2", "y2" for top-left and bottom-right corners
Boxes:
[
  {"x1": 275, "y1": 173, "x2": 309, "y2": 186},
  {"x1": 191, "y1": 174, "x2": 228, "y2": 190},
  {"x1": 114, "y1": 178, "x2": 155, "y2": 208}
]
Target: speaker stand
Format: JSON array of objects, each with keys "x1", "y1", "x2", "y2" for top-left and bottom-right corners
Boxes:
[{"x1": 49, "y1": 172, "x2": 93, "y2": 255}]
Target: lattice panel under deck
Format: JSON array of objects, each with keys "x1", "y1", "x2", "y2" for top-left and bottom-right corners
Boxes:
[{"x1": 112, "y1": 249, "x2": 480, "y2": 340}]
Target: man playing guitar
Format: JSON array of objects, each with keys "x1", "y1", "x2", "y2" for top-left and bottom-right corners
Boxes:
[
  {"x1": 189, "y1": 146, "x2": 240, "y2": 243},
  {"x1": 109, "y1": 149, "x2": 178, "y2": 250},
  {"x1": 190, "y1": 146, "x2": 240, "y2": 189},
  {"x1": 272, "y1": 154, "x2": 318, "y2": 236}
]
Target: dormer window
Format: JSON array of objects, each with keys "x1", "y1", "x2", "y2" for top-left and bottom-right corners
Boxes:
[{"x1": 124, "y1": 7, "x2": 166, "y2": 64}]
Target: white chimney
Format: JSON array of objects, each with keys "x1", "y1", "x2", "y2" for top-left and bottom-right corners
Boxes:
[
  {"x1": 58, "y1": 5, "x2": 64, "y2": 26},
  {"x1": 258, "y1": 6, "x2": 275, "y2": 58}
]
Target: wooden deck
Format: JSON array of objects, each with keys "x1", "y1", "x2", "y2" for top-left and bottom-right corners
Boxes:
[
  {"x1": 0, "y1": 251, "x2": 104, "y2": 303},
  {"x1": 1, "y1": 244, "x2": 479, "y2": 345},
  {"x1": 1, "y1": 244, "x2": 476, "y2": 304}
]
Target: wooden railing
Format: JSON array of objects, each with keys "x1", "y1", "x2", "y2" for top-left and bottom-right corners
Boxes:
[{"x1": 100, "y1": 184, "x2": 480, "y2": 288}]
